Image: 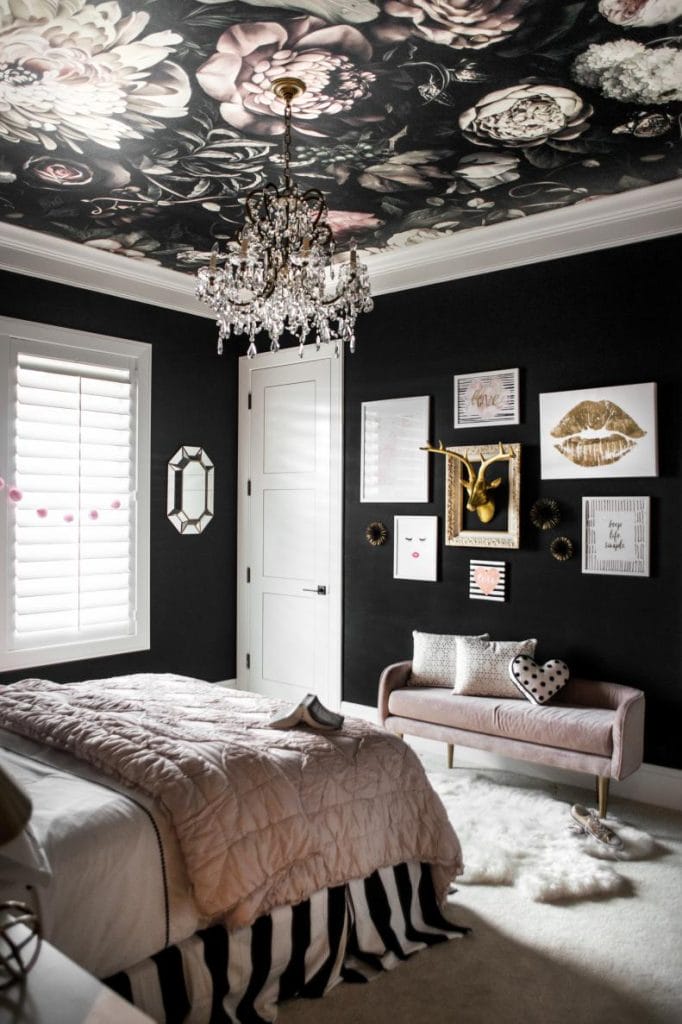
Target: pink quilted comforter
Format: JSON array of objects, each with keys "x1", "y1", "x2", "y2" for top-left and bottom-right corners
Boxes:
[{"x1": 0, "y1": 674, "x2": 462, "y2": 929}]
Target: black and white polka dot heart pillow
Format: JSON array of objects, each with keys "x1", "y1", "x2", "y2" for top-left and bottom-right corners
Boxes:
[{"x1": 508, "y1": 656, "x2": 570, "y2": 705}]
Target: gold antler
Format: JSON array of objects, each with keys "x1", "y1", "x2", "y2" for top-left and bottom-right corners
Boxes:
[{"x1": 420, "y1": 441, "x2": 476, "y2": 485}]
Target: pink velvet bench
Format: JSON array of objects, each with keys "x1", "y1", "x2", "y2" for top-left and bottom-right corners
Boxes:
[{"x1": 378, "y1": 661, "x2": 645, "y2": 816}]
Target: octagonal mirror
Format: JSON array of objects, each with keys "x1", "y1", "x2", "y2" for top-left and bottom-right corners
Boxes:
[{"x1": 167, "y1": 446, "x2": 214, "y2": 534}]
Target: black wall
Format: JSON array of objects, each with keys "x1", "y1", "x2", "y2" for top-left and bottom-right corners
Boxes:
[
  {"x1": 0, "y1": 271, "x2": 238, "y2": 685},
  {"x1": 1, "y1": 234, "x2": 680, "y2": 769},
  {"x1": 343, "y1": 235, "x2": 681, "y2": 770}
]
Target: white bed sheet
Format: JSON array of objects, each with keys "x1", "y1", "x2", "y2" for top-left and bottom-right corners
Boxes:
[{"x1": 0, "y1": 729, "x2": 204, "y2": 978}]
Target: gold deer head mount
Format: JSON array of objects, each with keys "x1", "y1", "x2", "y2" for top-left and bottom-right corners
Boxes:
[{"x1": 421, "y1": 441, "x2": 516, "y2": 524}]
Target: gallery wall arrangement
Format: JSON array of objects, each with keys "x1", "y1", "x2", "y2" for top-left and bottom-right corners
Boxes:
[{"x1": 343, "y1": 232, "x2": 681, "y2": 771}]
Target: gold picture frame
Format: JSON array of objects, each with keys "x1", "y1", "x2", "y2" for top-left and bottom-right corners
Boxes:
[{"x1": 445, "y1": 443, "x2": 521, "y2": 548}]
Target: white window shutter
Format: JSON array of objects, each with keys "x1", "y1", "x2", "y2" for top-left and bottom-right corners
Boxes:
[{"x1": 0, "y1": 318, "x2": 151, "y2": 670}]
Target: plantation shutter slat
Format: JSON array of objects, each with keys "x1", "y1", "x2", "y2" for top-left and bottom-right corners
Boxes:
[{"x1": 11, "y1": 351, "x2": 136, "y2": 644}]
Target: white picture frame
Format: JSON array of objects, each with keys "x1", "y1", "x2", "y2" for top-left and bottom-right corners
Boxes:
[
  {"x1": 582, "y1": 496, "x2": 650, "y2": 577},
  {"x1": 360, "y1": 396, "x2": 430, "y2": 502},
  {"x1": 454, "y1": 368, "x2": 519, "y2": 428},
  {"x1": 540, "y1": 382, "x2": 657, "y2": 479},
  {"x1": 393, "y1": 515, "x2": 438, "y2": 582}
]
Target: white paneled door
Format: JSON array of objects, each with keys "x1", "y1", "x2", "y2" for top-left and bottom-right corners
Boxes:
[{"x1": 237, "y1": 349, "x2": 342, "y2": 709}]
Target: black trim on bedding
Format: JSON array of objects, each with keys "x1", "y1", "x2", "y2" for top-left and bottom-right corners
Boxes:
[
  {"x1": 363, "y1": 870, "x2": 409, "y2": 961},
  {"x1": 278, "y1": 899, "x2": 311, "y2": 1001},
  {"x1": 199, "y1": 924, "x2": 231, "y2": 1024},
  {"x1": 417, "y1": 864, "x2": 471, "y2": 936},
  {"x1": 236, "y1": 914, "x2": 273, "y2": 1023},
  {"x1": 394, "y1": 862, "x2": 465, "y2": 946},
  {"x1": 152, "y1": 944, "x2": 191, "y2": 1024},
  {"x1": 300, "y1": 885, "x2": 347, "y2": 999},
  {"x1": 105, "y1": 969, "x2": 134, "y2": 1003},
  {"x1": 1, "y1": 743, "x2": 171, "y2": 949}
]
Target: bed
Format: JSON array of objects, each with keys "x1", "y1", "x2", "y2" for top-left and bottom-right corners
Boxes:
[{"x1": 0, "y1": 674, "x2": 467, "y2": 1022}]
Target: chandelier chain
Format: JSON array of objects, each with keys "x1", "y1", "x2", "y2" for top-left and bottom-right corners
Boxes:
[
  {"x1": 283, "y1": 98, "x2": 292, "y2": 191},
  {"x1": 195, "y1": 76, "x2": 373, "y2": 358}
]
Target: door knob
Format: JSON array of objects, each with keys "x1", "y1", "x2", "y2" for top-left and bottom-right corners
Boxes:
[{"x1": 302, "y1": 585, "x2": 327, "y2": 595}]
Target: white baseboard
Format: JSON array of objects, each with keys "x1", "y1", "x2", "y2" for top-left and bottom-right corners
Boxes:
[{"x1": 341, "y1": 700, "x2": 682, "y2": 814}]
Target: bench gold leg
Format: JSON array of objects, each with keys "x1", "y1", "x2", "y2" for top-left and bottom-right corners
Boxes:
[
  {"x1": 447, "y1": 744, "x2": 454, "y2": 770},
  {"x1": 596, "y1": 776, "x2": 610, "y2": 818}
]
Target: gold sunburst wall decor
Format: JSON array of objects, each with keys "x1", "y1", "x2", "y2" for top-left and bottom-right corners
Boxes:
[
  {"x1": 530, "y1": 497, "x2": 561, "y2": 531},
  {"x1": 365, "y1": 521, "x2": 388, "y2": 547},
  {"x1": 550, "y1": 537, "x2": 575, "y2": 562}
]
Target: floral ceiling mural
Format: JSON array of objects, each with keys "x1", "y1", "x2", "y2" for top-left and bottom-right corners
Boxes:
[{"x1": 0, "y1": 0, "x2": 680, "y2": 271}]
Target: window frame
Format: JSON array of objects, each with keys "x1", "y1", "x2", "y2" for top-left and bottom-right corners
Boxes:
[{"x1": 0, "y1": 316, "x2": 151, "y2": 671}]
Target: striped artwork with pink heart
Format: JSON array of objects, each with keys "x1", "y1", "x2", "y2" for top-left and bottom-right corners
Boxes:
[{"x1": 469, "y1": 560, "x2": 507, "y2": 602}]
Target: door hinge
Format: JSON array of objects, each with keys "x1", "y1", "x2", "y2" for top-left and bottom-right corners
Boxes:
[
  {"x1": 246, "y1": 567, "x2": 251, "y2": 583},
  {"x1": 247, "y1": 479, "x2": 251, "y2": 496},
  {"x1": 246, "y1": 653, "x2": 251, "y2": 669},
  {"x1": 247, "y1": 392, "x2": 252, "y2": 410}
]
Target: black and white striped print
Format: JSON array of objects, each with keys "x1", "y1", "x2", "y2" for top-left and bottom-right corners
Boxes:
[
  {"x1": 469, "y1": 560, "x2": 507, "y2": 602},
  {"x1": 106, "y1": 862, "x2": 469, "y2": 1023}
]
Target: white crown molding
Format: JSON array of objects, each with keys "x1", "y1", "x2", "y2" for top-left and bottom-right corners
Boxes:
[
  {"x1": 0, "y1": 180, "x2": 680, "y2": 313},
  {"x1": 366, "y1": 178, "x2": 682, "y2": 296},
  {"x1": 0, "y1": 222, "x2": 212, "y2": 318}
]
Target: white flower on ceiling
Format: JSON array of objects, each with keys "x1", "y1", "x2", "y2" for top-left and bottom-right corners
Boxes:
[
  {"x1": 372, "y1": 0, "x2": 528, "y2": 48},
  {"x1": 454, "y1": 152, "x2": 521, "y2": 190},
  {"x1": 459, "y1": 84, "x2": 592, "y2": 148},
  {"x1": 598, "y1": 0, "x2": 682, "y2": 26},
  {"x1": 573, "y1": 40, "x2": 682, "y2": 103},
  {"x1": 193, "y1": 0, "x2": 380, "y2": 24},
  {"x1": 196, "y1": 18, "x2": 376, "y2": 138},
  {"x1": 0, "y1": 0, "x2": 191, "y2": 151}
]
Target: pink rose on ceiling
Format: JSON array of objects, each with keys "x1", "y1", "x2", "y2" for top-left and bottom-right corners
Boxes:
[
  {"x1": 0, "y1": 0, "x2": 190, "y2": 152},
  {"x1": 598, "y1": 0, "x2": 682, "y2": 26},
  {"x1": 23, "y1": 157, "x2": 93, "y2": 187},
  {"x1": 22, "y1": 155, "x2": 131, "y2": 192},
  {"x1": 373, "y1": 0, "x2": 528, "y2": 48},
  {"x1": 196, "y1": 18, "x2": 377, "y2": 138},
  {"x1": 459, "y1": 84, "x2": 592, "y2": 148}
]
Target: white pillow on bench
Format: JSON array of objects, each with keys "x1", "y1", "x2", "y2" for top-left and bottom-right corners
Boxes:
[
  {"x1": 454, "y1": 635, "x2": 537, "y2": 699},
  {"x1": 409, "y1": 630, "x2": 489, "y2": 688}
]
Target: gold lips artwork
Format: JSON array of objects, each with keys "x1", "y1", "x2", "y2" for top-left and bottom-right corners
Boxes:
[{"x1": 551, "y1": 400, "x2": 646, "y2": 467}]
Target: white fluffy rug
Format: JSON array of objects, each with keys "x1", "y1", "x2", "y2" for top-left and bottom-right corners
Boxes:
[{"x1": 431, "y1": 771, "x2": 657, "y2": 903}]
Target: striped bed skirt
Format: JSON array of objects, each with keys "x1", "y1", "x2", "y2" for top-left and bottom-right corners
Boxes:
[{"x1": 106, "y1": 861, "x2": 469, "y2": 1023}]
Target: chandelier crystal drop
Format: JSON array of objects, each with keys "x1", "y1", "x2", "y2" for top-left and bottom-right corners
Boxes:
[{"x1": 195, "y1": 77, "x2": 373, "y2": 358}]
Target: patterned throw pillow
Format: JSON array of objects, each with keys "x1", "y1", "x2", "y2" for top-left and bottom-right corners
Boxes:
[
  {"x1": 409, "y1": 630, "x2": 489, "y2": 688},
  {"x1": 454, "y1": 636, "x2": 538, "y2": 699}
]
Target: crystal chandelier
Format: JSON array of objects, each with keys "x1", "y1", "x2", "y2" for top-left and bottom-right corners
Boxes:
[{"x1": 195, "y1": 77, "x2": 373, "y2": 358}]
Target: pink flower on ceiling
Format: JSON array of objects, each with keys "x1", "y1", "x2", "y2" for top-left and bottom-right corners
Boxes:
[
  {"x1": 598, "y1": 0, "x2": 682, "y2": 26},
  {"x1": 358, "y1": 150, "x2": 452, "y2": 191},
  {"x1": 196, "y1": 18, "x2": 376, "y2": 138},
  {"x1": 325, "y1": 209, "x2": 382, "y2": 239},
  {"x1": 23, "y1": 157, "x2": 94, "y2": 188},
  {"x1": 0, "y1": 0, "x2": 191, "y2": 152},
  {"x1": 459, "y1": 84, "x2": 592, "y2": 148},
  {"x1": 373, "y1": 0, "x2": 528, "y2": 48}
]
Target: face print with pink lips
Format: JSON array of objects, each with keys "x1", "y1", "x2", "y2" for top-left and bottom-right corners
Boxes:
[
  {"x1": 394, "y1": 516, "x2": 438, "y2": 582},
  {"x1": 404, "y1": 534, "x2": 428, "y2": 561}
]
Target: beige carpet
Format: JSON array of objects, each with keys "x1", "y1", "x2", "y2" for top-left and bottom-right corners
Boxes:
[{"x1": 279, "y1": 765, "x2": 682, "y2": 1024}]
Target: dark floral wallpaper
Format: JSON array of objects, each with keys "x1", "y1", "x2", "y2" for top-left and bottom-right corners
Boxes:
[{"x1": 0, "y1": 0, "x2": 680, "y2": 272}]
